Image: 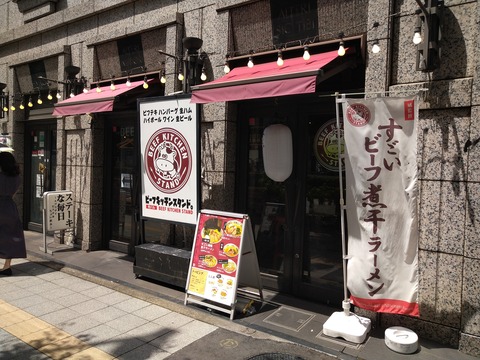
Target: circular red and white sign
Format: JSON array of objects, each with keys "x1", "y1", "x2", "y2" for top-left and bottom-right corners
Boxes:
[
  {"x1": 145, "y1": 128, "x2": 192, "y2": 194},
  {"x1": 346, "y1": 103, "x2": 371, "y2": 127},
  {"x1": 314, "y1": 119, "x2": 344, "y2": 172}
]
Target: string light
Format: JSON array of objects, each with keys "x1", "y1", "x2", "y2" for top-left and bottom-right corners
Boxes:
[
  {"x1": 224, "y1": 56, "x2": 230, "y2": 74},
  {"x1": 413, "y1": 9, "x2": 422, "y2": 45},
  {"x1": 337, "y1": 41, "x2": 346, "y2": 56},
  {"x1": 110, "y1": 78, "x2": 116, "y2": 91},
  {"x1": 83, "y1": 83, "x2": 89, "y2": 93},
  {"x1": 69, "y1": 89, "x2": 75, "y2": 98},
  {"x1": 277, "y1": 50, "x2": 284, "y2": 66},
  {"x1": 56, "y1": 90, "x2": 62, "y2": 99},
  {"x1": 200, "y1": 66, "x2": 207, "y2": 81},
  {"x1": 177, "y1": 72, "x2": 184, "y2": 81},
  {"x1": 160, "y1": 62, "x2": 166, "y2": 83},
  {"x1": 47, "y1": 90, "x2": 53, "y2": 100},
  {"x1": 125, "y1": 76, "x2": 131, "y2": 87},
  {"x1": 247, "y1": 55, "x2": 254, "y2": 68},
  {"x1": 303, "y1": 45, "x2": 310, "y2": 60},
  {"x1": 143, "y1": 75, "x2": 149, "y2": 89},
  {"x1": 413, "y1": 29, "x2": 422, "y2": 44},
  {"x1": 19, "y1": 100, "x2": 24, "y2": 110},
  {"x1": 2, "y1": 104, "x2": 7, "y2": 112},
  {"x1": 96, "y1": 83, "x2": 101, "y2": 93},
  {"x1": 372, "y1": 40, "x2": 380, "y2": 54},
  {"x1": 37, "y1": 95, "x2": 43, "y2": 104},
  {"x1": 28, "y1": 97, "x2": 33, "y2": 107}
]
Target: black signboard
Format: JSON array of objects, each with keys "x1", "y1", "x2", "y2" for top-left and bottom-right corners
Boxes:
[{"x1": 271, "y1": 0, "x2": 318, "y2": 46}]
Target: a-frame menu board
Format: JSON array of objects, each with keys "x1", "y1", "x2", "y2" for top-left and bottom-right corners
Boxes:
[{"x1": 184, "y1": 209, "x2": 263, "y2": 319}]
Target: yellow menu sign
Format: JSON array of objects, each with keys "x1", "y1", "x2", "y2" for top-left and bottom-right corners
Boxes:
[{"x1": 187, "y1": 268, "x2": 208, "y2": 295}]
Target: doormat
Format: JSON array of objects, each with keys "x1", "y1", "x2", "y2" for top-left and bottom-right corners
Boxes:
[
  {"x1": 263, "y1": 306, "x2": 315, "y2": 332},
  {"x1": 316, "y1": 331, "x2": 363, "y2": 350}
]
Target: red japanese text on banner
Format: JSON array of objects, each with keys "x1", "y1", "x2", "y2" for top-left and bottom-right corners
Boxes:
[{"x1": 343, "y1": 96, "x2": 419, "y2": 316}]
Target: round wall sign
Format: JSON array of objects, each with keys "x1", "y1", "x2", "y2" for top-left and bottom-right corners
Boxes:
[
  {"x1": 144, "y1": 127, "x2": 192, "y2": 194},
  {"x1": 313, "y1": 119, "x2": 344, "y2": 172}
]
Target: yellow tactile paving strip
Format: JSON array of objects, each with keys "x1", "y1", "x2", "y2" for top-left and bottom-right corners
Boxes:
[{"x1": 0, "y1": 299, "x2": 114, "y2": 360}]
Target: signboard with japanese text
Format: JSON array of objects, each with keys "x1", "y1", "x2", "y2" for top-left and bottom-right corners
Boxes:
[
  {"x1": 43, "y1": 191, "x2": 74, "y2": 231},
  {"x1": 184, "y1": 210, "x2": 262, "y2": 319},
  {"x1": 343, "y1": 96, "x2": 419, "y2": 316},
  {"x1": 138, "y1": 95, "x2": 199, "y2": 225}
]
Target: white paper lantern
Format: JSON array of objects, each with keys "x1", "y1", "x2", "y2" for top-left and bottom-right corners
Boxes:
[{"x1": 262, "y1": 124, "x2": 293, "y2": 182}]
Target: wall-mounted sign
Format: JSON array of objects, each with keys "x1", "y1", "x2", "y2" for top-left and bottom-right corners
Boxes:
[
  {"x1": 185, "y1": 210, "x2": 263, "y2": 319},
  {"x1": 138, "y1": 95, "x2": 199, "y2": 225},
  {"x1": 313, "y1": 118, "x2": 344, "y2": 172}
]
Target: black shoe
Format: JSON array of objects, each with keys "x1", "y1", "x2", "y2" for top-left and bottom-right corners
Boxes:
[{"x1": 0, "y1": 268, "x2": 12, "y2": 276}]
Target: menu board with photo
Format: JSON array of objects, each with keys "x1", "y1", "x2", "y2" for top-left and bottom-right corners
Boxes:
[{"x1": 185, "y1": 210, "x2": 262, "y2": 319}]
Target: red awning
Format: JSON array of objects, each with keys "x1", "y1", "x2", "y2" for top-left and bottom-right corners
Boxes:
[
  {"x1": 191, "y1": 49, "x2": 341, "y2": 104},
  {"x1": 52, "y1": 79, "x2": 148, "y2": 116}
]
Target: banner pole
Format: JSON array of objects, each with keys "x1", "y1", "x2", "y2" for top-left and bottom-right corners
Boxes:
[
  {"x1": 322, "y1": 94, "x2": 371, "y2": 344},
  {"x1": 335, "y1": 94, "x2": 349, "y2": 307}
]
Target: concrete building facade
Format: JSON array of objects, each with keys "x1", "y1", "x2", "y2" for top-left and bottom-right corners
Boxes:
[{"x1": 0, "y1": 0, "x2": 479, "y2": 356}]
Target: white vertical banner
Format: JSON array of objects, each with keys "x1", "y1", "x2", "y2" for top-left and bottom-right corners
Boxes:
[
  {"x1": 139, "y1": 95, "x2": 199, "y2": 225},
  {"x1": 343, "y1": 96, "x2": 419, "y2": 316}
]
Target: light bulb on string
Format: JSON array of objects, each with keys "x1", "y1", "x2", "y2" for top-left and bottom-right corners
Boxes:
[
  {"x1": 224, "y1": 60, "x2": 230, "y2": 74},
  {"x1": 303, "y1": 46, "x2": 310, "y2": 61},
  {"x1": 372, "y1": 40, "x2": 380, "y2": 54},
  {"x1": 19, "y1": 102, "x2": 25, "y2": 110},
  {"x1": 37, "y1": 96, "x2": 43, "y2": 104},
  {"x1": 177, "y1": 73, "x2": 184, "y2": 81},
  {"x1": 69, "y1": 89, "x2": 75, "y2": 98},
  {"x1": 143, "y1": 75, "x2": 149, "y2": 89},
  {"x1": 96, "y1": 83, "x2": 102, "y2": 93},
  {"x1": 338, "y1": 41, "x2": 346, "y2": 56},
  {"x1": 28, "y1": 97, "x2": 33, "y2": 107},
  {"x1": 47, "y1": 91, "x2": 53, "y2": 100},
  {"x1": 277, "y1": 51, "x2": 284, "y2": 66},
  {"x1": 110, "y1": 79, "x2": 116, "y2": 91},
  {"x1": 160, "y1": 69, "x2": 166, "y2": 84},
  {"x1": 413, "y1": 29, "x2": 422, "y2": 44},
  {"x1": 247, "y1": 56, "x2": 254, "y2": 68},
  {"x1": 200, "y1": 67, "x2": 207, "y2": 81},
  {"x1": 126, "y1": 76, "x2": 131, "y2": 87},
  {"x1": 56, "y1": 90, "x2": 62, "y2": 99},
  {"x1": 10, "y1": 104, "x2": 15, "y2": 111},
  {"x1": 2, "y1": 105, "x2": 7, "y2": 112}
]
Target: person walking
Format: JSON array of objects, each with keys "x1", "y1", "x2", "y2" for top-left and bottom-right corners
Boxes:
[{"x1": 0, "y1": 152, "x2": 26, "y2": 276}]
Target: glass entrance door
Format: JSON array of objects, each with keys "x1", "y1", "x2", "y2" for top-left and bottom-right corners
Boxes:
[
  {"x1": 25, "y1": 123, "x2": 57, "y2": 232},
  {"x1": 105, "y1": 116, "x2": 137, "y2": 254},
  {"x1": 239, "y1": 97, "x2": 344, "y2": 305}
]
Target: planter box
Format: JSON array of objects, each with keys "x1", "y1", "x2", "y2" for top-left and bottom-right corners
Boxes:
[{"x1": 133, "y1": 243, "x2": 191, "y2": 288}]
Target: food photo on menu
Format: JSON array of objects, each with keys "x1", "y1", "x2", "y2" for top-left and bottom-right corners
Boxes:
[{"x1": 195, "y1": 216, "x2": 243, "y2": 275}]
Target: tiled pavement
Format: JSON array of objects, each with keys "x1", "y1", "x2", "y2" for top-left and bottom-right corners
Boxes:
[
  {"x1": 0, "y1": 259, "x2": 218, "y2": 360},
  {"x1": 0, "y1": 259, "x2": 335, "y2": 360},
  {"x1": 4, "y1": 232, "x2": 479, "y2": 360}
]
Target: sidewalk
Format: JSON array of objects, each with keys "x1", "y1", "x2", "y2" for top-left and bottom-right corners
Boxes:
[
  {"x1": 4, "y1": 230, "x2": 476, "y2": 360},
  {"x1": 0, "y1": 258, "x2": 330, "y2": 360}
]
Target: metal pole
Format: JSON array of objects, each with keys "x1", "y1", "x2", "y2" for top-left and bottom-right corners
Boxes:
[{"x1": 335, "y1": 94, "x2": 349, "y2": 309}]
